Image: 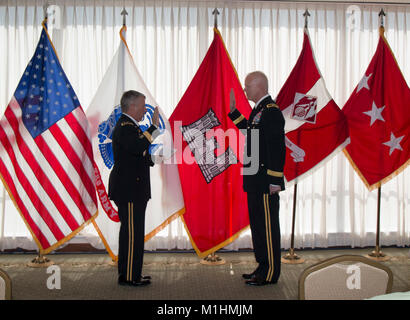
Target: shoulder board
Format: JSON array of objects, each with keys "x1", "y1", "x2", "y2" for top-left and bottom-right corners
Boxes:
[
  {"x1": 266, "y1": 103, "x2": 279, "y2": 109},
  {"x1": 121, "y1": 121, "x2": 135, "y2": 127}
]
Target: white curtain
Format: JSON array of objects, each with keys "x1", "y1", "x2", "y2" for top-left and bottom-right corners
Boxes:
[{"x1": 0, "y1": 0, "x2": 409, "y2": 252}]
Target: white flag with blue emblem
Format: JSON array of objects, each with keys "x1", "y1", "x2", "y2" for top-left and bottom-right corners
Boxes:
[{"x1": 85, "y1": 26, "x2": 185, "y2": 259}]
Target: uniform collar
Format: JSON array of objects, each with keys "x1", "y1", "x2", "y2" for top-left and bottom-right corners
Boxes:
[
  {"x1": 254, "y1": 94, "x2": 271, "y2": 110},
  {"x1": 123, "y1": 112, "x2": 139, "y2": 126}
]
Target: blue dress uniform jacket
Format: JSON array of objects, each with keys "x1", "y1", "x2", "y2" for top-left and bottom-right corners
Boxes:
[
  {"x1": 228, "y1": 95, "x2": 285, "y2": 284},
  {"x1": 228, "y1": 95, "x2": 286, "y2": 192}
]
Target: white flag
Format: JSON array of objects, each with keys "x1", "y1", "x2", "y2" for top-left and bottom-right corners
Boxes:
[{"x1": 86, "y1": 26, "x2": 185, "y2": 259}]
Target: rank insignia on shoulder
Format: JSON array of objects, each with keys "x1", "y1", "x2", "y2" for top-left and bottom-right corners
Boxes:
[
  {"x1": 121, "y1": 121, "x2": 134, "y2": 127},
  {"x1": 266, "y1": 103, "x2": 279, "y2": 109}
]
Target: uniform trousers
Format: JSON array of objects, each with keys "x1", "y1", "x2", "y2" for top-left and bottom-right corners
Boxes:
[
  {"x1": 247, "y1": 192, "x2": 281, "y2": 282},
  {"x1": 116, "y1": 200, "x2": 147, "y2": 282}
]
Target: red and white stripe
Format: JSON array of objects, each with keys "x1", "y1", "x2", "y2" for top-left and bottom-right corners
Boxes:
[{"x1": 0, "y1": 97, "x2": 97, "y2": 251}]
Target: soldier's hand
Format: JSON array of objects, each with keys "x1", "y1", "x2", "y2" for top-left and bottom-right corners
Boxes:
[
  {"x1": 155, "y1": 155, "x2": 164, "y2": 163},
  {"x1": 152, "y1": 107, "x2": 160, "y2": 127},
  {"x1": 269, "y1": 184, "x2": 281, "y2": 195},
  {"x1": 229, "y1": 88, "x2": 236, "y2": 113}
]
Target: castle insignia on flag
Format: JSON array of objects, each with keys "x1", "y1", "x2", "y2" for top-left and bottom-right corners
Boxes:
[
  {"x1": 181, "y1": 108, "x2": 238, "y2": 184},
  {"x1": 290, "y1": 93, "x2": 318, "y2": 124}
]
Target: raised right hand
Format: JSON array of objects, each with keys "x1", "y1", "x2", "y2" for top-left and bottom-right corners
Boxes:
[
  {"x1": 229, "y1": 88, "x2": 236, "y2": 113},
  {"x1": 152, "y1": 106, "x2": 160, "y2": 127}
]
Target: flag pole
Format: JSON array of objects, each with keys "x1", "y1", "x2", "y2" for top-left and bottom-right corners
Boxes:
[
  {"x1": 378, "y1": 8, "x2": 385, "y2": 28},
  {"x1": 281, "y1": 183, "x2": 304, "y2": 264},
  {"x1": 282, "y1": 11, "x2": 311, "y2": 265},
  {"x1": 212, "y1": 8, "x2": 220, "y2": 29},
  {"x1": 366, "y1": 9, "x2": 390, "y2": 262},
  {"x1": 303, "y1": 9, "x2": 310, "y2": 29},
  {"x1": 121, "y1": 7, "x2": 128, "y2": 27},
  {"x1": 106, "y1": 7, "x2": 130, "y2": 268},
  {"x1": 200, "y1": 7, "x2": 226, "y2": 266},
  {"x1": 367, "y1": 186, "x2": 390, "y2": 261},
  {"x1": 27, "y1": 2, "x2": 54, "y2": 268}
]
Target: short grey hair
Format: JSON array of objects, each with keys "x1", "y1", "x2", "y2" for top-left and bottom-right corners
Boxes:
[{"x1": 120, "y1": 90, "x2": 146, "y2": 113}]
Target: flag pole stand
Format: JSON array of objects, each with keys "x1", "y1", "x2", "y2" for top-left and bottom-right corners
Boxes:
[
  {"x1": 108, "y1": 259, "x2": 118, "y2": 267},
  {"x1": 366, "y1": 10, "x2": 390, "y2": 263},
  {"x1": 27, "y1": 8, "x2": 54, "y2": 271},
  {"x1": 282, "y1": 184, "x2": 305, "y2": 264},
  {"x1": 367, "y1": 186, "x2": 390, "y2": 262},
  {"x1": 282, "y1": 10, "x2": 310, "y2": 265},
  {"x1": 200, "y1": 252, "x2": 226, "y2": 265},
  {"x1": 27, "y1": 250, "x2": 54, "y2": 268}
]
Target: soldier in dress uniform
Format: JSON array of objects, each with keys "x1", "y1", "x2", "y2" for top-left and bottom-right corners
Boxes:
[
  {"x1": 108, "y1": 90, "x2": 160, "y2": 287},
  {"x1": 228, "y1": 71, "x2": 286, "y2": 286}
]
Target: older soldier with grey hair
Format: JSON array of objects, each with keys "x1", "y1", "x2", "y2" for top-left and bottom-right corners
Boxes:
[{"x1": 108, "y1": 90, "x2": 160, "y2": 287}]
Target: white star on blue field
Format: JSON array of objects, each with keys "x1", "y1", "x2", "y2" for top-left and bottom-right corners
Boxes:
[{"x1": 14, "y1": 25, "x2": 80, "y2": 139}]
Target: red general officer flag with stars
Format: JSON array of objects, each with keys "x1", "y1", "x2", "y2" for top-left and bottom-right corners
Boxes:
[
  {"x1": 343, "y1": 27, "x2": 410, "y2": 190},
  {"x1": 169, "y1": 28, "x2": 251, "y2": 257},
  {"x1": 0, "y1": 20, "x2": 98, "y2": 254},
  {"x1": 276, "y1": 28, "x2": 349, "y2": 182}
]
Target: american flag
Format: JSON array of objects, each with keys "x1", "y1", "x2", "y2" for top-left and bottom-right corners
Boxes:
[{"x1": 0, "y1": 21, "x2": 98, "y2": 254}]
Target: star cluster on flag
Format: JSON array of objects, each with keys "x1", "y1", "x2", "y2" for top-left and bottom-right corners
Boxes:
[
  {"x1": 14, "y1": 32, "x2": 79, "y2": 138},
  {"x1": 343, "y1": 29, "x2": 409, "y2": 189}
]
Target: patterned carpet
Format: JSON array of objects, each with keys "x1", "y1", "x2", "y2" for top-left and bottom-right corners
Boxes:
[{"x1": 0, "y1": 247, "x2": 409, "y2": 300}]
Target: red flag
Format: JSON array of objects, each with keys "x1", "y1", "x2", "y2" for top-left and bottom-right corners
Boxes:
[
  {"x1": 342, "y1": 27, "x2": 410, "y2": 190},
  {"x1": 169, "y1": 29, "x2": 251, "y2": 257},
  {"x1": 276, "y1": 28, "x2": 349, "y2": 182}
]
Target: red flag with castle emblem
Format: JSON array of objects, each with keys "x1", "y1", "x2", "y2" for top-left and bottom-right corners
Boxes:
[
  {"x1": 343, "y1": 27, "x2": 410, "y2": 190},
  {"x1": 276, "y1": 28, "x2": 349, "y2": 182},
  {"x1": 169, "y1": 29, "x2": 251, "y2": 257}
]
